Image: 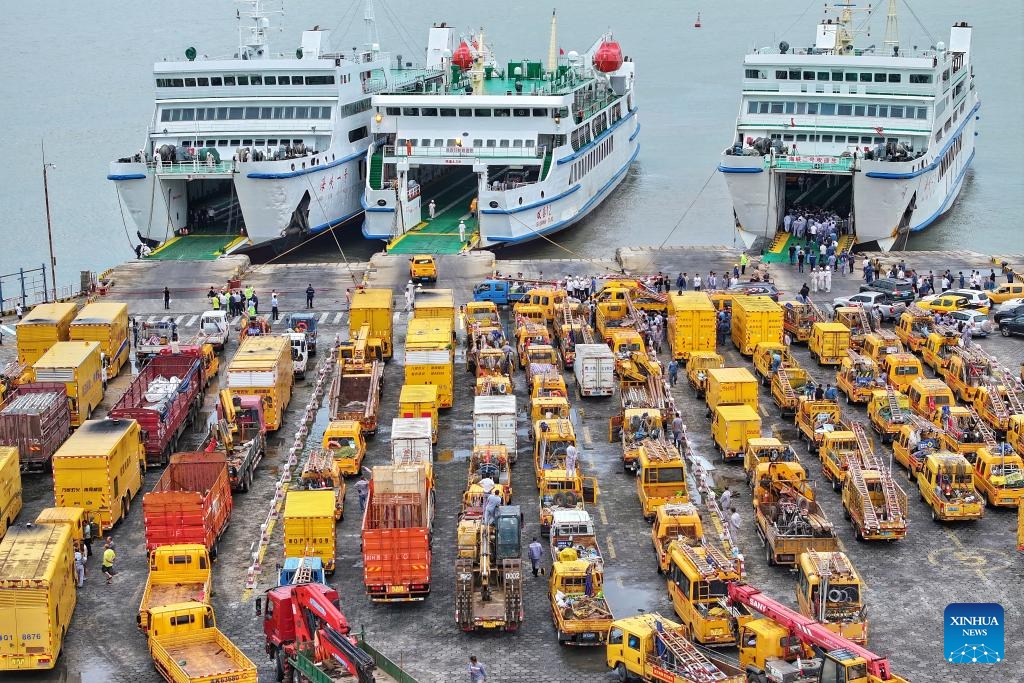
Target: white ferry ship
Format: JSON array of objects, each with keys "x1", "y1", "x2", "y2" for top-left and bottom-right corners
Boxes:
[
  {"x1": 108, "y1": 1, "x2": 412, "y2": 258},
  {"x1": 361, "y1": 15, "x2": 639, "y2": 253},
  {"x1": 719, "y1": 1, "x2": 979, "y2": 252}
]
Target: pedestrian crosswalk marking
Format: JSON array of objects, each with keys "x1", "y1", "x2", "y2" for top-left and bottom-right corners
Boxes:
[
  {"x1": 333, "y1": 312, "x2": 344, "y2": 325},
  {"x1": 175, "y1": 315, "x2": 186, "y2": 325},
  {"x1": 186, "y1": 315, "x2": 198, "y2": 327},
  {"x1": 318, "y1": 312, "x2": 329, "y2": 324}
]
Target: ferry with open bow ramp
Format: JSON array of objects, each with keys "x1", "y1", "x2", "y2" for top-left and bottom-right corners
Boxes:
[
  {"x1": 719, "y1": 0, "x2": 979, "y2": 253},
  {"x1": 361, "y1": 14, "x2": 639, "y2": 254},
  {"x1": 108, "y1": 0, "x2": 421, "y2": 261}
]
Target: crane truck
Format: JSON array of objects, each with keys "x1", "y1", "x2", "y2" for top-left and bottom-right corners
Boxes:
[
  {"x1": 261, "y1": 581, "x2": 377, "y2": 683},
  {"x1": 727, "y1": 582, "x2": 909, "y2": 683}
]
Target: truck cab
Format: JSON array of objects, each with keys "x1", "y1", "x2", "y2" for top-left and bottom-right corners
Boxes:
[
  {"x1": 795, "y1": 398, "x2": 842, "y2": 454},
  {"x1": 651, "y1": 503, "x2": 703, "y2": 574},
  {"x1": 861, "y1": 332, "x2": 904, "y2": 363},
  {"x1": 917, "y1": 452, "x2": 984, "y2": 522},
  {"x1": 549, "y1": 559, "x2": 613, "y2": 645},
  {"x1": 892, "y1": 419, "x2": 943, "y2": 480},
  {"x1": 636, "y1": 443, "x2": 688, "y2": 520},
  {"x1": 686, "y1": 351, "x2": 724, "y2": 397},
  {"x1": 408, "y1": 254, "x2": 437, "y2": 282},
  {"x1": 837, "y1": 353, "x2": 886, "y2": 404},
  {"x1": 287, "y1": 332, "x2": 308, "y2": 379},
  {"x1": 906, "y1": 377, "x2": 956, "y2": 422},
  {"x1": 795, "y1": 551, "x2": 867, "y2": 645},
  {"x1": 530, "y1": 395, "x2": 570, "y2": 422},
  {"x1": 820, "y1": 431, "x2": 859, "y2": 491},
  {"x1": 549, "y1": 509, "x2": 603, "y2": 570},
  {"x1": 665, "y1": 541, "x2": 752, "y2": 646},
  {"x1": 472, "y1": 279, "x2": 529, "y2": 306},
  {"x1": 866, "y1": 389, "x2": 911, "y2": 444},
  {"x1": 533, "y1": 418, "x2": 576, "y2": 478},
  {"x1": 148, "y1": 601, "x2": 257, "y2": 683},
  {"x1": 538, "y1": 469, "x2": 598, "y2": 536},
  {"x1": 322, "y1": 421, "x2": 366, "y2": 477},
  {"x1": 515, "y1": 322, "x2": 553, "y2": 367},
  {"x1": 285, "y1": 312, "x2": 319, "y2": 355},
  {"x1": 607, "y1": 614, "x2": 745, "y2": 683},
  {"x1": 752, "y1": 341, "x2": 792, "y2": 384},
  {"x1": 921, "y1": 330, "x2": 960, "y2": 372},
  {"x1": 895, "y1": 307, "x2": 933, "y2": 352},
  {"x1": 1009, "y1": 415, "x2": 1024, "y2": 454},
  {"x1": 199, "y1": 310, "x2": 230, "y2": 351},
  {"x1": 972, "y1": 445, "x2": 1024, "y2": 507},
  {"x1": 941, "y1": 350, "x2": 992, "y2": 403},
  {"x1": 935, "y1": 406, "x2": 987, "y2": 463},
  {"x1": 515, "y1": 288, "x2": 567, "y2": 323},
  {"x1": 743, "y1": 437, "x2": 798, "y2": 485},
  {"x1": 881, "y1": 352, "x2": 924, "y2": 393}
]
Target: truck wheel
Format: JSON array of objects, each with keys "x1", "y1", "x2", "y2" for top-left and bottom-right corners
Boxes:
[
  {"x1": 121, "y1": 496, "x2": 130, "y2": 521},
  {"x1": 615, "y1": 662, "x2": 629, "y2": 682},
  {"x1": 274, "y1": 649, "x2": 286, "y2": 682},
  {"x1": 211, "y1": 539, "x2": 220, "y2": 559},
  {"x1": 931, "y1": 508, "x2": 939, "y2": 522},
  {"x1": 765, "y1": 544, "x2": 775, "y2": 566}
]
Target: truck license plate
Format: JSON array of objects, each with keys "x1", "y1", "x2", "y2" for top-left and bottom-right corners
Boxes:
[
  {"x1": 947, "y1": 506, "x2": 959, "y2": 512},
  {"x1": 580, "y1": 632, "x2": 597, "y2": 640},
  {"x1": 388, "y1": 585, "x2": 406, "y2": 593}
]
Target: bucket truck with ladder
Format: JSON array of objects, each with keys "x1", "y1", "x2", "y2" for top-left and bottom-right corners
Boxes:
[{"x1": 840, "y1": 424, "x2": 908, "y2": 541}]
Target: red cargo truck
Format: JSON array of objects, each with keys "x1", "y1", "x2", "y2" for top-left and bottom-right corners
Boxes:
[
  {"x1": 143, "y1": 452, "x2": 233, "y2": 556},
  {"x1": 361, "y1": 469, "x2": 434, "y2": 602},
  {"x1": 109, "y1": 355, "x2": 203, "y2": 466},
  {"x1": 0, "y1": 383, "x2": 71, "y2": 471}
]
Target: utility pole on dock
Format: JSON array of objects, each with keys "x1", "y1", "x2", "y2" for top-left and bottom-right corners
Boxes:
[{"x1": 42, "y1": 142, "x2": 57, "y2": 301}]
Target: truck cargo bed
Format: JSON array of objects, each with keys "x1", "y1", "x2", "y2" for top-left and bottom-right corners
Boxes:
[{"x1": 155, "y1": 634, "x2": 254, "y2": 681}]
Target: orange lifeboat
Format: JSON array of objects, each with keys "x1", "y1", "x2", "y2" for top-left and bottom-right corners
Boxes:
[
  {"x1": 452, "y1": 41, "x2": 473, "y2": 69},
  {"x1": 592, "y1": 40, "x2": 623, "y2": 73}
]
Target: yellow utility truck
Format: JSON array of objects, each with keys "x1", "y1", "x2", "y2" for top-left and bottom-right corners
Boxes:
[
  {"x1": 809, "y1": 321, "x2": 851, "y2": 366},
  {"x1": 917, "y1": 452, "x2": 984, "y2": 522},
  {"x1": 666, "y1": 292, "x2": 716, "y2": 361},
  {"x1": 146, "y1": 602, "x2": 257, "y2": 683},
  {"x1": 549, "y1": 559, "x2": 614, "y2": 645},
  {"x1": 226, "y1": 335, "x2": 293, "y2": 431},
  {"x1": 795, "y1": 550, "x2": 868, "y2": 646},
  {"x1": 283, "y1": 489, "x2": 338, "y2": 574},
  {"x1": 0, "y1": 523, "x2": 76, "y2": 671},
  {"x1": 33, "y1": 340, "x2": 104, "y2": 427},
  {"x1": 795, "y1": 398, "x2": 843, "y2": 454},
  {"x1": 322, "y1": 420, "x2": 366, "y2": 477},
  {"x1": 0, "y1": 447, "x2": 23, "y2": 539},
  {"x1": 52, "y1": 418, "x2": 146, "y2": 534},
  {"x1": 836, "y1": 351, "x2": 886, "y2": 404},
  {"x1": 650, "y1": 503, "x2": 703, "y2": 574},
  {"x1": 348, "y1": 287, "x2": 394, "y2": 359},
  {"x1": 972, "y1": 445, "x2": 1024, "y2": 508},
  {"x1": 712, "y1": 404, "x2": 762, "y2": 463},
  {"x1": 15, "y1": 302, "x2": 78, "y2": 366},
  {"x1": 138, "y1": 544, "x2": 213, "y2": 632},
  {"x1": 686, "y1": 351, "x2": 723, "y2": 398},
  {"x1": 69, "y1": 302, "x2": 130, "y2": 378},
  {"x1": 635, "y1": 440, "x2": 688, "y2": 520},
  {"x1": 404, "y1": 318, "x2": 455, "y2": 408},
  {"x1": 705, "y1": 367, "x2": 759, "y2": 416},
  {"x1": 866, "y1": 388, "x2": 911, "y2": 444},
  {"x1": 666, "y1": 541, "x2": 753, "y2": 645},
  {"x1": 840, "y1": 426, "x2": 909, "y2": 541},
  {"x1": 731, "y1": 295, "x2": 783, "y2": 355}
]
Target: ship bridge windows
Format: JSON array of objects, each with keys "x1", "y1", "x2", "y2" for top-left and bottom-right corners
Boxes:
[
  {"x1": 495, "y1": 108, "x2": 512, "y2": 117},
  {"x1": 745, "y1": 69, "x2": 765, "y2": 79},
  {"x1": 745, "y1": 100, "x2": 928, "y2": 120},
  {"x1": 223, "y1": 76, "x2": 236, "y2": 86},
  {"x1": 514, "y1": 108, "x2": 531, "y2": 117},
  {"x1": 237, "y1": 76, "x2": 249, "y2": 85},
  {"x1": 420, "y1": 107, "x2": 438, "y2": 116},
  {"x1": 474, "y1": 109, "x2": 492, "y2": 117},
  {"x1": 402, "y1": 107, "x2": 419, "y2": 116},
  {"x1": 159, "y1": 105, "x2": 334, "y2": 123},
  {"x1": 910, "y1": 74, "x2": 933, "y2": 84}
]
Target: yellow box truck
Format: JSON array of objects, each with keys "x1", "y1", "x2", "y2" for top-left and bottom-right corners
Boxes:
[
  {"x1": 413, "y1": 288, "x2": 456, "y2": 329},
  {"x1": 398, "y1": 384, "x2": 440, "y2": 442},
  {"x1": 349, "y1": 287, "x2": 394, "y2": 359},
  {"x1": 69, "y1": 302, "x2": 130, "y2": 378},
  {"x1": 32, "y1": 340, "x2": 104, "y2": 427},
  {"x1": 283, "y1": 489, "x2": 338, "y2": 574},
  {"x1": 52, "y1": 418, "x2": 146, "y2": 534},
  {"x1": 405, "y1": 318, "x2": 455, "y2": 408},
  {"x1": 226, "y1": 335, "x2": 293, "y2": 431},
  {"x1": 15, "y1": 302, "x2": 78, "y2": 367},
  {"x1": 730, "y1": 295, "x2": 783, "y2": 355},
  {"x1": 0, "y1": 523, "x2": 76, "y2": 671},
  {"x1": 667, "y1": 293, "x2": 717, "y2": 360},
  {"x1": 705, "y1": 367, "x2": 759, "y2": 414},
  {"x1": 0, "y1": 447, "x2": 23, "y2": 540}
]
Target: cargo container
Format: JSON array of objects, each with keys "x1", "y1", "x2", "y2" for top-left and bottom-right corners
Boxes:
[
  {"x1": 109, "y1": 354, "x2": 204, "y2": 466},
  {"x1": 712, "y1": 404, "x2": 763, "y2": 462},
  {"x1": 667, "y1": 292, "x2": 717, "y2": 360},
  {"x1": 413, "y1": 288, "x2": 456, "y2": 328},
  {"x1": 574, "y1": 344, "x2": 615, "y2": 397},
  {"x1": 33, "y1": 506, "x2": 88, "y2": 548},
  {"x1": 0, "y1": 383, "x2": 70, "y2": 471},
  {"x1": 405, "y1": 318, "x2": 455, "y2": 408},
  {"x1": 730, "y1": 295, "x2": 784, "y2": 355},
  {"x1": 705, "y1": 367, "x2": 759, "y2": 414},
  {"x1": 809, "y1": 322, "x2": 852, "y2": 366},
  {"x1": 473, "y1": 395, "x2": 518, "y2": 464},
  {"x1": 33, "y1": 341, "x2": 103, "y2": 427},
  {"x1": 390, "y1": 417, "x2": 434, "y2": 469},
  {"x1": 225, "y1": 335, "x2": 293, "y2": 431},
  {"x1": 138, "y1": 544, "x2": 212, "y2": 633},
  {"x1": 52, "y1": 418, "x2": 146, "y2": 534},
  {"x1": 69, "y1": 302, "x2": 130, "y2": 378},
  {"x1": 362, "y1": 465, "x2": 434, "y2": 601},
  {"x1": 0, "y1": 447, "x2": 22, "y2": 539},
  {"x1": 398, "y1": 385, "x2": 439, "y2": 442},
  {"x1": 348, "y1": 287, "x2": 394, "y2": 359},
  {"x1": 15, "y1": 302, "x2": 78, "y2": 367},
  {"x1": 0, "y1": 524, "x2": 76, "y2": 671},
  {"x1": 283, "y1": 489, "x2": 337, "y2": 574},
  {"x1": 147, "y1": 602, "x2": 257, "y2": 683},
  {"x1": 143, "y1": 453, "x2": 233, "y2": 555}
]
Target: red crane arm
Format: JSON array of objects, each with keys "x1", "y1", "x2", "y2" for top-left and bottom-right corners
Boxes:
[{"x1": 727, "y1": 583, "x2": 896, "y2": 680}]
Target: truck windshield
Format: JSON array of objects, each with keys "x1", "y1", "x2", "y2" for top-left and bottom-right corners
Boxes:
[
  {"x1": 697, "y1": 579, "x2": 729, "y2": 599},
  {"x1": 647, "y1": 467, "x2": 684, "y2": 483}
]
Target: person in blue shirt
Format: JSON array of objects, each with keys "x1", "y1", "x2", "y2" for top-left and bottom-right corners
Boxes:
[{"x1": 824, "y1": 383, "x2": 838, "y2": 401}]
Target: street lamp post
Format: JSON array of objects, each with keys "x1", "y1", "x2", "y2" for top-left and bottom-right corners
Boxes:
[{"x1": 42, "y1": 142, "x2": 57, "y2": 301}]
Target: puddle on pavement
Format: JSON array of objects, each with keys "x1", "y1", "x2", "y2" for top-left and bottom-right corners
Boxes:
[{"x1": 602, "y1": 568, "x2": 667, "y2": 618}]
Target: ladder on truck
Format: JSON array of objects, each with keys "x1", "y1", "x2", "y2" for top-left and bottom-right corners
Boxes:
[
  {"x1": 844, "y1": 456, "x2": 878, "y2": 531},
  {"x1": 676, "y1": 543, "x2": 724, "y2": 579},
  {"x1": 678, "y1": 432, "x2": 743, "y2": 575},
  {"x1": 562, "y1": 298, "x2": 595, "y2": 344},
  {"x1": 886, "y1": 385, "x2": 906, "y2": 423},
  {"x1": 808, "y1": 300, "x2": 829, "y2": 324},
  {"x1": 982, "y1": 379, "x2": 1010, "y2": 423},
  {"x1": 855, "y1": 306, "x2": 874, "y2": 334},
  {"x1": 624, "y1": 293, "x2": 650, "y2": 335},
  {"x1": 992, "y1": 363, "x2": 1024, "y2": 416},
  {"x1": 653, "y1": 617, "x2": 734, "y2": 683},
  {"x1": 776, "y1": 367, "x2": 796, "y2": 404},
  {"x1": 971, "y1": 409, "x2": 1001, "y2": 451}
]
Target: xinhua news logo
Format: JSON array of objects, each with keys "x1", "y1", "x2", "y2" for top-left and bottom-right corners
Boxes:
[{"x1": 944, "y1": 603, "x2": 1004, "y2": 664}]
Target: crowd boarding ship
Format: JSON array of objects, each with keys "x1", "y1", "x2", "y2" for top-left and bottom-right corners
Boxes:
[
  {"x1": 108, "y1": 0, "x2": 411, "y2": 258},
  {"x1": 719, "y1": 0, "x2": 979, "y2": 252},
  {"x1": 361, "y1": 14, "x2": 639, "y2": 253}
]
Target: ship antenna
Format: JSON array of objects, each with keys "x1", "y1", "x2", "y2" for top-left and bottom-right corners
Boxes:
[
  {"x1": 236, "y1": 0, "x2": 275, "y2": 59},
  {"x1": 364, "y1": 0, "x2": 380, "y2": 52},
  {"x1": 883, "y1": 0, "x2": 901, "y2": 55},
  {"x1": 547, "y1": 9, "x2": 558, "y2": 74}
]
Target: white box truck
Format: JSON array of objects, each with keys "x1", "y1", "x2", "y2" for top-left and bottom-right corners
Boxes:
[
  {"x1": 574, "y1": 344, "x2": 615, "y2": 397},
  {"x1": 473, "y1": 395, "x2": 518, "y2": 464}
]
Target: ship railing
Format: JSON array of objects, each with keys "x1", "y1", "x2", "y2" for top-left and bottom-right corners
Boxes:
[
  {"x1": 383, "y1": 145, "x2": 545, "y2": 160},
  {"x1": 148, "y1": 160, "x2": 236, "y2": 175}
]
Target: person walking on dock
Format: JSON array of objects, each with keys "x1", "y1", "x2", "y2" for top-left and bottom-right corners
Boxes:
[
  {"x1": 305, "y1": 284, "x2": 315, "y2": 309},
  {"x1": 740, "y1": 253, "x2": 749, "y2": 275},
  {"x1": 102, "y1": 545, "x2": 116, "y2": 584},
  {"x1": 15, "y1": 303, "x2": 23, "y2": 320},
  {"x1": 354, "y1": 477, "x2": 369, "y2": 511},
  {"x1": 468, "y1": 656, "x2": 488, "y2": 683},
  {"x1": 729, "y1": 507, "x2": 742, "y2": 534},
  {"x1": 565, "y1": 444, "x2": 579, "y2": 479},
  {"x1": 428, "y1": 199, "x2": 436, "y2": 220},
  {"x1": 74, "y1": 548, "x2": 86, "y2": 588},
  {"x1": 719, "y1": 487, "x2": 733, "y2": 512},
  {"x1": 459, "y1": 219, "x2": 467, "y2": 243},
  {"x1": 528, "y1": 538, "x2": 544, "y2": 577},
  {"x1": 667, "y1": 359, "x2": 679, "y2": 386},
  {"x1": 271, "y1": 291, "x2": 279, "y2": 321},
  {"x1": 163, "y1": 287, "x2": 170, "y2": 309}
]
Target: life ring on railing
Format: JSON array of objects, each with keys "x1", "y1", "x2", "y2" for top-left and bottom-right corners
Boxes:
[
  {"x1": 294, "y1": 321, "x2": 308, "y2": 333},
  {"x1": 498, "y1": 382, "x2": 508, "y2": 394},
  {"x1": 562, "y1": 491, "x2": 579, "y2": 507}
]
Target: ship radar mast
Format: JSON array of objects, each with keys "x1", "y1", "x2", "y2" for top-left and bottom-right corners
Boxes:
[
  {"x1": 883, "y1": 0, "x2": 901, "y2": 55},
  {"x1": 547, "y1": 10, "x2": 558, "y2": 74},
  {"x1": 364, "y1": 0, "x2": 380, "y2": 53},
  {"x1": 236, "y1": 0, "x2": 278, "y2": 60},
  {"x1": 819, "y1": 2, "x2": 873, "y2": 55}
]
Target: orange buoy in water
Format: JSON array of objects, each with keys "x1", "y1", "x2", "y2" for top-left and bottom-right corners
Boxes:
[{"x1": 694, "y1": 11, "x2": 702, "y2": 28}]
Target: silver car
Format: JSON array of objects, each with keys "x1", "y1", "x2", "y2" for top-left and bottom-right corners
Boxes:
[
  {"x1": 831, "y1": 291, "x2": 906, "y2": 322},
  {"x1": 947, "y1": 309, "x2": 994, "y2": 337}
]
